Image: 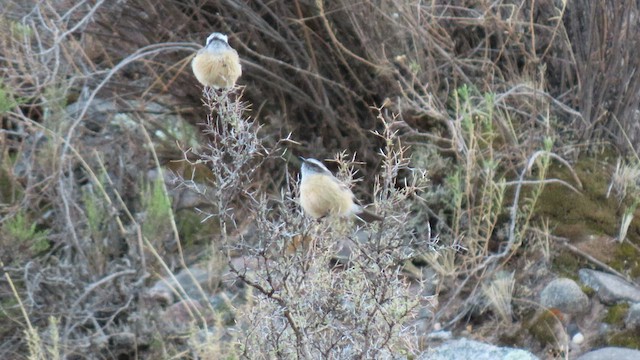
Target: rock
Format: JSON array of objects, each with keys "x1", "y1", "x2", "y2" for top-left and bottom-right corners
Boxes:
[
  {"x1": 65, "y1": 94, "x2": 115, "y2": 127},
  {"x1": 418, "y1": 338, "x2": 538, "y2": 360},
  {"x1": 226, "y1": 255, "x2": 272, "y2": 281},
  {"x1": 575, "y1": 347, "x2": 640, "y2": 360},
  {"x1": 145, "y1": 282, "x2": 175, "y2": 306},
  {"x1": 599, "y1": 323, "x2": 613, "y2": 336},
  {"x1": 145, "y1": 267, "x2": 221, "y2": 305},
  {"x1": 426, "y1": 330, "x2": 453, "y2": 341},
  {"x1": 571, "y1": 332, "x2": 584, "y2": 345},
  {"x1": 625, "y1": 303, "x2": 640, "y2": 329},
  {"x1": 109, "y1": 332, "x2": 136, "y2": 349},
  {"x1": 578, "y1": 269, "x2": 640, "y2": 304},
  {"x1": 160, "y1": 299, "x2": 207, "y2": 333},
  {"x1": 567, "y1": 323, "x2": 584, "y2": 344},
  {"x1": 210, "y1": 291, "x2": 243, "y2": 326},
  {"x1": 190, "y1": 329, "x2": 225, "y2": 358},
  {"x1": 540, "y1": 278, "x2": 589, "y2": 314}
]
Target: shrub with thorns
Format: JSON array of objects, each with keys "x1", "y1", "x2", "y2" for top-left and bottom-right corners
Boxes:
[{"x1": 182, "y1": 89, "x2": 433, "y2": 358}]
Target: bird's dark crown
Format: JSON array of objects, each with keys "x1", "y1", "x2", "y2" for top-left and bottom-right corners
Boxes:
[
  {"x1": 300, "y1": 157, "x2": 331, "y2": 176},
  {"x1": 205, "y1": 32, "x2": 229, "y2": 46}
]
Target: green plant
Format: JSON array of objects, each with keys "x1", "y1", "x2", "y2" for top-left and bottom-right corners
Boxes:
[
  {"x1": 3, "y1": 211, "x2": 49, "y2": 255},
  {"x1": 81, "y1": 183, "x2": 108, "y2": 238},
  {"x1": 0, "y1": 83, "x2": 18, "y2": 114},
  {"x1": 420, "y1": 84, "x2": 571, "y2": 329},
  {"x1": 9, "y1": 21, "x2": 33, "y2": 39},
  {"x1": 142, "y1": 176, "x2": 172, "y2": 244},
  {"x1": 607, "y1": 159, "x2": 640, "y2": 242}
]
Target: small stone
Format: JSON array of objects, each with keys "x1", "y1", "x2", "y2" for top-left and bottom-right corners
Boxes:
[
  {"x1": 571, "y1": 332, "x2": 584, "y2": 345},
  {"x1": 625, "y1": 302, "x2": 640, "y2": 329},
  {"x1": 567, "y1": 323, "x2": 584, "y2": 344},
  {"x1": 540, "y1": 278, "x2": 589, "y2": 314}
]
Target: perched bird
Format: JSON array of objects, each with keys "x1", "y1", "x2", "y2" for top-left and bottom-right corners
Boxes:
[
  {"x1": 191, "y1": 32, "x2": 242, "y2": 89},
  {"x1": 299, "y1": 157, "x2": 382, "y2": 222}
]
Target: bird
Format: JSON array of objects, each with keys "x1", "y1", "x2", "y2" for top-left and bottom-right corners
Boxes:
[
  {"x1": 191, "y1": 32, "x2": 242, "y2": 89},
  {"x1": 299, "y1": 157, "x2": 382, "y2": 222}
]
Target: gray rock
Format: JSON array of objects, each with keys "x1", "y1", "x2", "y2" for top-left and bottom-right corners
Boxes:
[
  {"x1": 625, "y1": 303, "x2": 640, "y2": 329},
  {"x1": 145, "y1": 267, "x2": 220, "y2": 305},
  {"x1": 109, "y1": 332, "x2": 136, "y2": 349},
  {"x1": 575, "y1": 347, "x2": 640, "y2": 360},
  {"x1": 419, "y1": 338, "x2": 538, "y2": 360},
  {"x1": 540, "y1": 277, "x2": 589, "y2": 314},
  {"x1": 160, "y1": 298, "x2": 207, "y2": 333},
  {"x1": 579, "y1": 269, "x2": 640, "y2": 304},
  {"x1": 65, "y1": 94, "x2": 114, "y2": 124},
  {"x1": 426, "y1": 330, "x2": 453, "y2": 341}
]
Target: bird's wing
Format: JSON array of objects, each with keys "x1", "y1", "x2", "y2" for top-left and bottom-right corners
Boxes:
[{"x1": 333, "y1": 177, "x2": 355, "y2": 198}]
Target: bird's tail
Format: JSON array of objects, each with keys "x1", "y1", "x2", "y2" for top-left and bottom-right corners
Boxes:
[{"x1": 355, "y1": 209, "x2": 383, "y2": 222}]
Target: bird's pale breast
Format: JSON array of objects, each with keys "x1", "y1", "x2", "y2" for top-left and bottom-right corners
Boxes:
[
  {"x1": 300, "y1": 174, "x2": 354, "y2": 219},
  {"x1": 192, "y1": 49, "x2": 241, "y2": 88}
]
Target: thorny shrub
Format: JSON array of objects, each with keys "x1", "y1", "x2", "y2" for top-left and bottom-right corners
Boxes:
[{"x1": 181, "y1": 88, "x2": 433, "y2": 358}]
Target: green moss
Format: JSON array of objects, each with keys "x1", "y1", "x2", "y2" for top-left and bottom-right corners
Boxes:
[
  {"x1": 610, "y1": 242, "x2": 640, "y2": 278},
  {"x1": 535, "y1": 154, "x2": 640, "y2": 278},
  {"x1": 551, "y1": 250, "x2": 584, "y2": 279},
  {"x1": 498, "y1": 330, "x2": 524, "y2": 347},
  {"x1": 175, "y1": 209, "x2": 220, "y2": 248},
  {"x1": 527, "y1": 310, "x2": 563, "y2": 347},
  {"x1": 603, "y1": 303, "x2": 630, "y2": 325},
  {"x1": 607, "y1": 329, "x2": 640, "y2": 348},
  {"x1": 581, "y1": 286, "x2": 596, "y2": 297},
  {"x1": 535, "y1": 156, "x2": 622, "y2": 239}
]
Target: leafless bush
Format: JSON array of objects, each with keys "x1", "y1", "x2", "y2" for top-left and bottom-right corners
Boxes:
[
  {"x1": 181, "y1": 89, "x2": 432, "y2": 358},
  {"x1": 565, "y1": 1, "x2": 640, "y2": 152}
]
